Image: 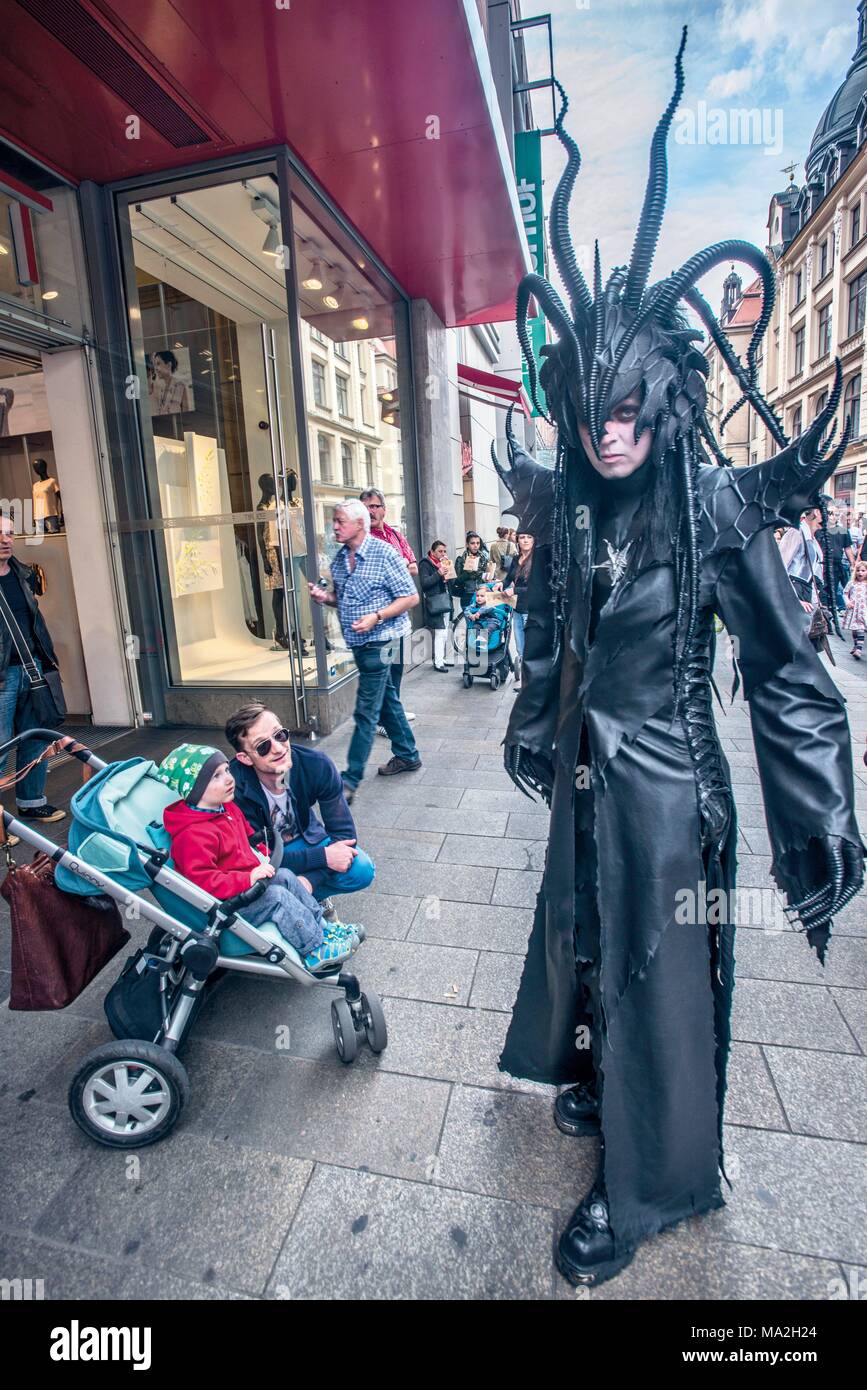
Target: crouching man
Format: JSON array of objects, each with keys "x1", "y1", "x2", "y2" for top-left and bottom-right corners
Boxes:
[{"x1": 226, "y1": 702, "x2": 374, "y2": 916}]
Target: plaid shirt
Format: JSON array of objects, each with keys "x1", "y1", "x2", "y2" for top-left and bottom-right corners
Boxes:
[{"x1": 330, "y1": 535, "x2": 415, "y2": 647}]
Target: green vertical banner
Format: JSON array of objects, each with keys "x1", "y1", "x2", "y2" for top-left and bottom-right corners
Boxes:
[{"x1": 515, "y1": 130, "x2": 547, "y2": 417}]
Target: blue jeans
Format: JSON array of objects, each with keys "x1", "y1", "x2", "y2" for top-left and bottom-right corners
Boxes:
[
  {"x1": 284, "y1": 834, "x2": 375, "y2": 900},
  {"x1": 243, "y1": 867, "x2": 323, "y2": 955},
  {"x1": 513, "y1": 610, "x2": 527, "y2": 659},
  {"x1": 344, "y1": 639, "x2": 418, "y2": 788},
  {"x1": 0, "y1": 663, "x2": 49, "y2": 807}
]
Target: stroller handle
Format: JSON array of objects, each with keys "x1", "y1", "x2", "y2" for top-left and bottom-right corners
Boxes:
[{"x1": 0, "y1": 727, "x2": 108, "y2": 773}]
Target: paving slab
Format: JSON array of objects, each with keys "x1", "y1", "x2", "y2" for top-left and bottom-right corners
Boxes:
[
  {"x1": 725, "y1": 1043, "x2": 789, "y2": 1132},
  {"x1": 436, "y1": 834, "x2": 540, "y2": 870},
  {"x1": 370, "y1": 859, "x2": 496, "y2": 903},
  {"x1": 468, "y1": 951, "x2": 525, "y2": 1013},
  {"x1": 763, "y1": 1046, "x2": 867, "y2": 1142},
  {"x1": 732, "y1": 979, "x2": 859, "y2": 1052},
  {"x1": 35, "y1": 1131, "x2": 312, "y2": 1296},
  {"x1": 218, "y1": 1053, "x2": 451, "y2": 1182},
  {"x1": 267, "y1": 1165, "x2": 555, "y2": 1301},
  {"x1": 491, "y1": 868, "x2": 543, "y2": 908},
  {"x1": 830, "y1": 986, "x2": 867, "y2": 1050},
  {"x1": 408, "y1": 900, "x2": 534, "y2": 954},
  {"x1": 706, "y1": 1126, "x2": 867, "y2": 1265},
  {"x1": 435, "y1": 1084, "x2": 595, "y2": 1207}
]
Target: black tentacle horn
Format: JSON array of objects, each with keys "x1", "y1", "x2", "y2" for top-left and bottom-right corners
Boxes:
[
  {"x1": 549, "y1": 77, "x2": 593, "y2": 320},
  {"x1": 623, "y1": 25, "x2": 687, "y2": 314},
  {"x1": 490, "y1": 404, "x2": 555, "y2": 536}
]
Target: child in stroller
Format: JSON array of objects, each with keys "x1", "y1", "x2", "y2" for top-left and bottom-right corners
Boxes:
[
  {"x1": 460, "y1": 583, "x2": 515, "y2": 690},
  {"x1": 158, "y1": 743, "x2": 362, "y2": 975}
]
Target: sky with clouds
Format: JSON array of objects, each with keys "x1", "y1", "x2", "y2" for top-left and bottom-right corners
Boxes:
[{"x1": 521, "y1": 0, "x2": 864, "y2": 311}]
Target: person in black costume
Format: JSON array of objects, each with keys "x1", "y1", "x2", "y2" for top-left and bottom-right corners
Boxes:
[{"x1": 493, "y1": 28, "x2": 865, "y2": 1288}]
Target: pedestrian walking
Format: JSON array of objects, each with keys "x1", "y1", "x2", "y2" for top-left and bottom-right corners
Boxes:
[
  {"x1": 503, "y1": 531, "x2": 534, "y2": 689},
  {"x1": 452, "y1": 532, "x2": 489, "y2": 611},
  {"x1": 360, "y1": 487, "x2": 418, "y2": 726},
  {"x1": 309, "y1": 501, "x2": 421, "y2": 801},
  {"x1": 842, "y1": 558, "x2": 867, "y2": 658},
  {"x1": 419, "y1": 540, "x2": 455, "y2": 671},
  {"x1": 487, "y1": 526, "x2": 517, "y2": 584}
]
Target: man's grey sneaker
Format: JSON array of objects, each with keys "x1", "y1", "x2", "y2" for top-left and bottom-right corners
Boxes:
[
  {"x1": 341, "y1": 779, "x2": 356, "y2": 806},
  {"x1": 377, "y1": 756, "x2": 422, "y2": 777},
  {"x1": 16, "y1": 804, "x2": 66, "y2": 823}
]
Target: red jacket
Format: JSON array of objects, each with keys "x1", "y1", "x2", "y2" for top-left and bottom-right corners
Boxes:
[{"x1": 163, "y1": 798, "x2": 266, "y2": 899}]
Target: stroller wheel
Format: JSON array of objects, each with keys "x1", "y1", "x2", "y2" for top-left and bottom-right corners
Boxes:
[
  {"x1": 361, "y1": 990, "x2": 388, "y2": 1053},
  {"x1": 331, "y1": 997, "x2": 359, "y2": 1064},
  {"x1": 490, "y1": 671, "x2": 501, "y2": 691},
  {"x1": 68, "y1": 1040, "x2": 189, "y2": 1149},
  {"x1": 463, "y1": 673, "x2": 473, "y2": 688}
]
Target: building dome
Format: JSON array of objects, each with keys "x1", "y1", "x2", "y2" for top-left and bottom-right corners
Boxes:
[{"x1": 806, "y1": 2, "x2": 867, "y2": 180}]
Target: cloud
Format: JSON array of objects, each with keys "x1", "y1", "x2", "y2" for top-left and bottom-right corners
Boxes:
[{"x1": 707, "y1": 66, "x2": 761, "y2": 99}]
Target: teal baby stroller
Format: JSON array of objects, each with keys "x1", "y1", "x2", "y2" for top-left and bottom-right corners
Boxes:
[{"x1": 0, "y1": 730, "x2": 387, "y2": 1149}]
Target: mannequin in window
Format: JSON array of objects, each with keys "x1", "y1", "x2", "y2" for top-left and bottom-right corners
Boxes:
[
  {"x1": 257, "y1": 473, "x2": 289, "y2": 650},
  {"x1": 32, "y1": 459, "x2": 62, "y2": 535}
]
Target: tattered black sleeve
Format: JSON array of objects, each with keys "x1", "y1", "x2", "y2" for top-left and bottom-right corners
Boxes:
[{"x1": 713, "y1": 524, "x2": 862, "y2": 904}]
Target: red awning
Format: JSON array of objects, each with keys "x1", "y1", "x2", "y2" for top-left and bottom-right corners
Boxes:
[
  {"x1": 457, "y1": 362, "x2": 530, "y2": 416},
  {"x1": 0, "y1": 0, "x2": 531, "y2": 327}
]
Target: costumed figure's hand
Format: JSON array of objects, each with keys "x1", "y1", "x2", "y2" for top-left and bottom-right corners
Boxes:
[{"x1": 785, "y1": 834, "x2": 864, "y2": 959}]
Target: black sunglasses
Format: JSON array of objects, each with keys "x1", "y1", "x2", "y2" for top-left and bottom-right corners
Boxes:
[{"x1": 253, "y1": 727, "x2": 291, "y2": 758}]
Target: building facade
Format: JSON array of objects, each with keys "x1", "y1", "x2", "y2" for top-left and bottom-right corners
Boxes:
[
  {"x1": 0, "y1": 0, "x2": 542, "y2": 735},
  {"x1": 752, "y1": 2, "x2": 867, "y2": 519}
]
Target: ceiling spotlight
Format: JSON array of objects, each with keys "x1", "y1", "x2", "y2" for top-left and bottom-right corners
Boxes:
[
  {"x1": 42, "y1": 290, "x2": 59, "y2": 300},
  {"x1": 0, "y1": 245, "x2": 8, "y2": 256},
  {"x1": 352, "y1": 315, "x2": 369, "y2": 331},
  {"x1": 262, "y1": 223, "x2": 280, "y2": 257},
  {"x1": 381, "y1": 391, "x2": 393, "y2": 402},
  {"x1": 303, "y1": 251, "x2": 324, "y2": 290},
  {"x1": 323, "y1": 283, "x2": 342, "y2": 310}
]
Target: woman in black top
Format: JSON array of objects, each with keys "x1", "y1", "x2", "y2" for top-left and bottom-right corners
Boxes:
[
  {"x1": 504, "y1": 531, "x2": 534, "y2": 688},
  {"x1": 419, "y1": 540, "x2": 455, "y2": 671}
]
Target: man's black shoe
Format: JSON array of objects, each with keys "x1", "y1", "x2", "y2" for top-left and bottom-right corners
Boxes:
[
  {"x1": 554, "y1": 1083, "x2": 600, "y2": 1136},
  {"x1": 377, "y1": 756, "x2": 422, "y2": 777},
  {"x1": 556, "y1": 1187, "x2": 635, "y2": 1288},
  {"x1": 341, "y1": 779, "x2": 356, "y2": 805},
  {"x1": 16, "y1": 803, "x2": 66, "y2": 824}
]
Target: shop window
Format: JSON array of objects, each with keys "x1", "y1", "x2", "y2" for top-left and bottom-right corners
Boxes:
[
  {"x1": 292, "y1": 184, "x2": 415, "y2": 685},
  {"x1": 118, "y1": 169, "x2": 316, "y2": 700}
]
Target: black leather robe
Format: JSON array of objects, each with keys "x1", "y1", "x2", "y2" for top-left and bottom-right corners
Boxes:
[{"x1": 499, "y1": 461, "x2": 862, "y2": 1252}]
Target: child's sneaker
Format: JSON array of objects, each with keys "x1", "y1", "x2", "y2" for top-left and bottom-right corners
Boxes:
[
  {"x1": 303, "y1": 938, "x2": 352, "y2": 974},
  {"x1": 324, "y1": 922, "x2": 365, "y2": 952}
]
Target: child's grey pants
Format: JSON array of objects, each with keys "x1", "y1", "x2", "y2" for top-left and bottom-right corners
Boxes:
[{"x1": 242, "y1": 868, "x2": 324, "y2": 955}]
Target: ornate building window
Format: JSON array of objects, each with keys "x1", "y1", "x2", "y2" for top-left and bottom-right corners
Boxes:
[
  {"x1": 817, "y1": 302, "x2": 832, "y2": 356},
  {"x1": 793, "y1": 325, "x2": 805, "y2": 374},
  {"x1": 848, "y1": 270, "x2": 867, "y2": 335},
  {"x1": 844, "y1": 372, "x2": 862, "y2": 438}
]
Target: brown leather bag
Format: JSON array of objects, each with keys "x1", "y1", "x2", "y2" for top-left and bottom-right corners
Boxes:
[{"x1": 0, "y1": 849, "x2": 129, "y2": 1010}]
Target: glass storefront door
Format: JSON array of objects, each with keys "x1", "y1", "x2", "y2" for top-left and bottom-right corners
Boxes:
[{"x1": 118, "y1": 167, "x2": 313, "y2": 725}]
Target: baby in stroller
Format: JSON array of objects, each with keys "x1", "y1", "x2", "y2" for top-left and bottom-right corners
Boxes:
[{"x1": 158, "y1": 743, "x2": 362, "y2": 975}]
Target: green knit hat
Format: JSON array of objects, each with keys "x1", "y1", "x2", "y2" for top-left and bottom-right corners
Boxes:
[{"x1": 156, "y1": 743, "x2": 228, "y2": 804}]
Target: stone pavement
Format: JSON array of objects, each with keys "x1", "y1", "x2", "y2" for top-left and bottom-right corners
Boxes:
[{"x1": 1, "y1": 642, "x2": 865, "y2": 1302}]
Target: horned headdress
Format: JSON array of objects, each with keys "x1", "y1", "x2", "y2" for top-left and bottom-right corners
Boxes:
[{"x1": 494, "y1": 26, "x2": 851, "y2": 695}]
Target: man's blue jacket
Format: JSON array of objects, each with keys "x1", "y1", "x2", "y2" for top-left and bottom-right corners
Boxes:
[{"x1": 229, "y1": 742, "x2": 356, "y2": 891}]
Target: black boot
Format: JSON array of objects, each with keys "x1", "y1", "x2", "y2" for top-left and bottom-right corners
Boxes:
[
  {"x1": 553, "y1": 1082, "x2": 600, "y2": 1136},
  {"x1": 556, "y1": 1185, "x2": 635, "y2": 1288}
]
